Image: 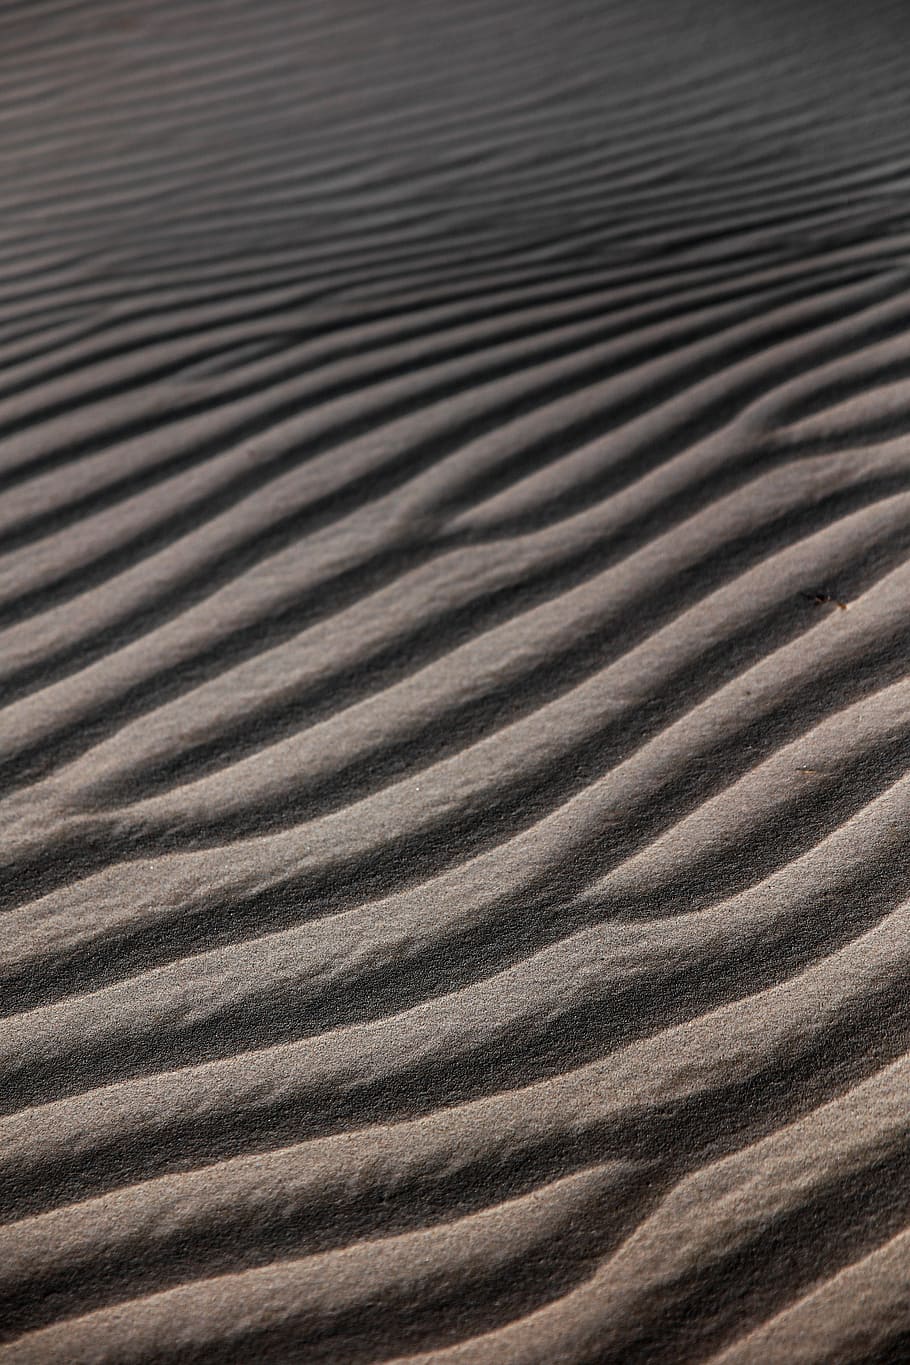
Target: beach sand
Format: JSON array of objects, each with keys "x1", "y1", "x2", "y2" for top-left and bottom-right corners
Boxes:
[{"x1": 2, "y1": 0, "x2": 910, "y2": 1359}]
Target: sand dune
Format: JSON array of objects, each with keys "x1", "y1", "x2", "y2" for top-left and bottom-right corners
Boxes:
[{"x1": 3, "y1": 0, "x2": 910, "y2": 1360}]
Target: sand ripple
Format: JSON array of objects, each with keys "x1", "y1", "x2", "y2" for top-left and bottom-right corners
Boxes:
[{"x1": 2, "y1": 0, "x2": 910, "y2": 1360}]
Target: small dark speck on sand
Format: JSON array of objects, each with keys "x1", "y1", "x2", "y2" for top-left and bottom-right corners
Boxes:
[{"x1": 801, "y1": 591, "x2": 848, "y2": 610}]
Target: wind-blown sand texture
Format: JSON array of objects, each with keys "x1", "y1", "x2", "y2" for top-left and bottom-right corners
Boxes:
[{"x1": 3, "y1": 0, "x2": 910, "y2": 1360}]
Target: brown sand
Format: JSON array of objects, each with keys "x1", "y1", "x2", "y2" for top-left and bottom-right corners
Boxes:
[{"x1": 2, "y1": 0, "x2": 910, "y2": 1360}]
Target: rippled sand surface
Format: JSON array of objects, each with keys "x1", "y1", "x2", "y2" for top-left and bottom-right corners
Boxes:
[{"x1": 3, "y1": 1, "x2": 910, "y2": 1360}]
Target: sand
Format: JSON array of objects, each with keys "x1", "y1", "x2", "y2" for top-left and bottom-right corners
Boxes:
[{"x1": 2, "y1": 0, "x2": 910, "y2": 1360}]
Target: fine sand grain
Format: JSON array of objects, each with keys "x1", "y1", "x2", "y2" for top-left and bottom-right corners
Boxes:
[{"x1": 3, "y1": 0, "x2": 910, "y2": 1360}]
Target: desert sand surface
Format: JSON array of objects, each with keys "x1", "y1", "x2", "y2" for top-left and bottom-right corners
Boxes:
[{"x1": 3, "y1": 0, "x2": 910, "y2": 1360}]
